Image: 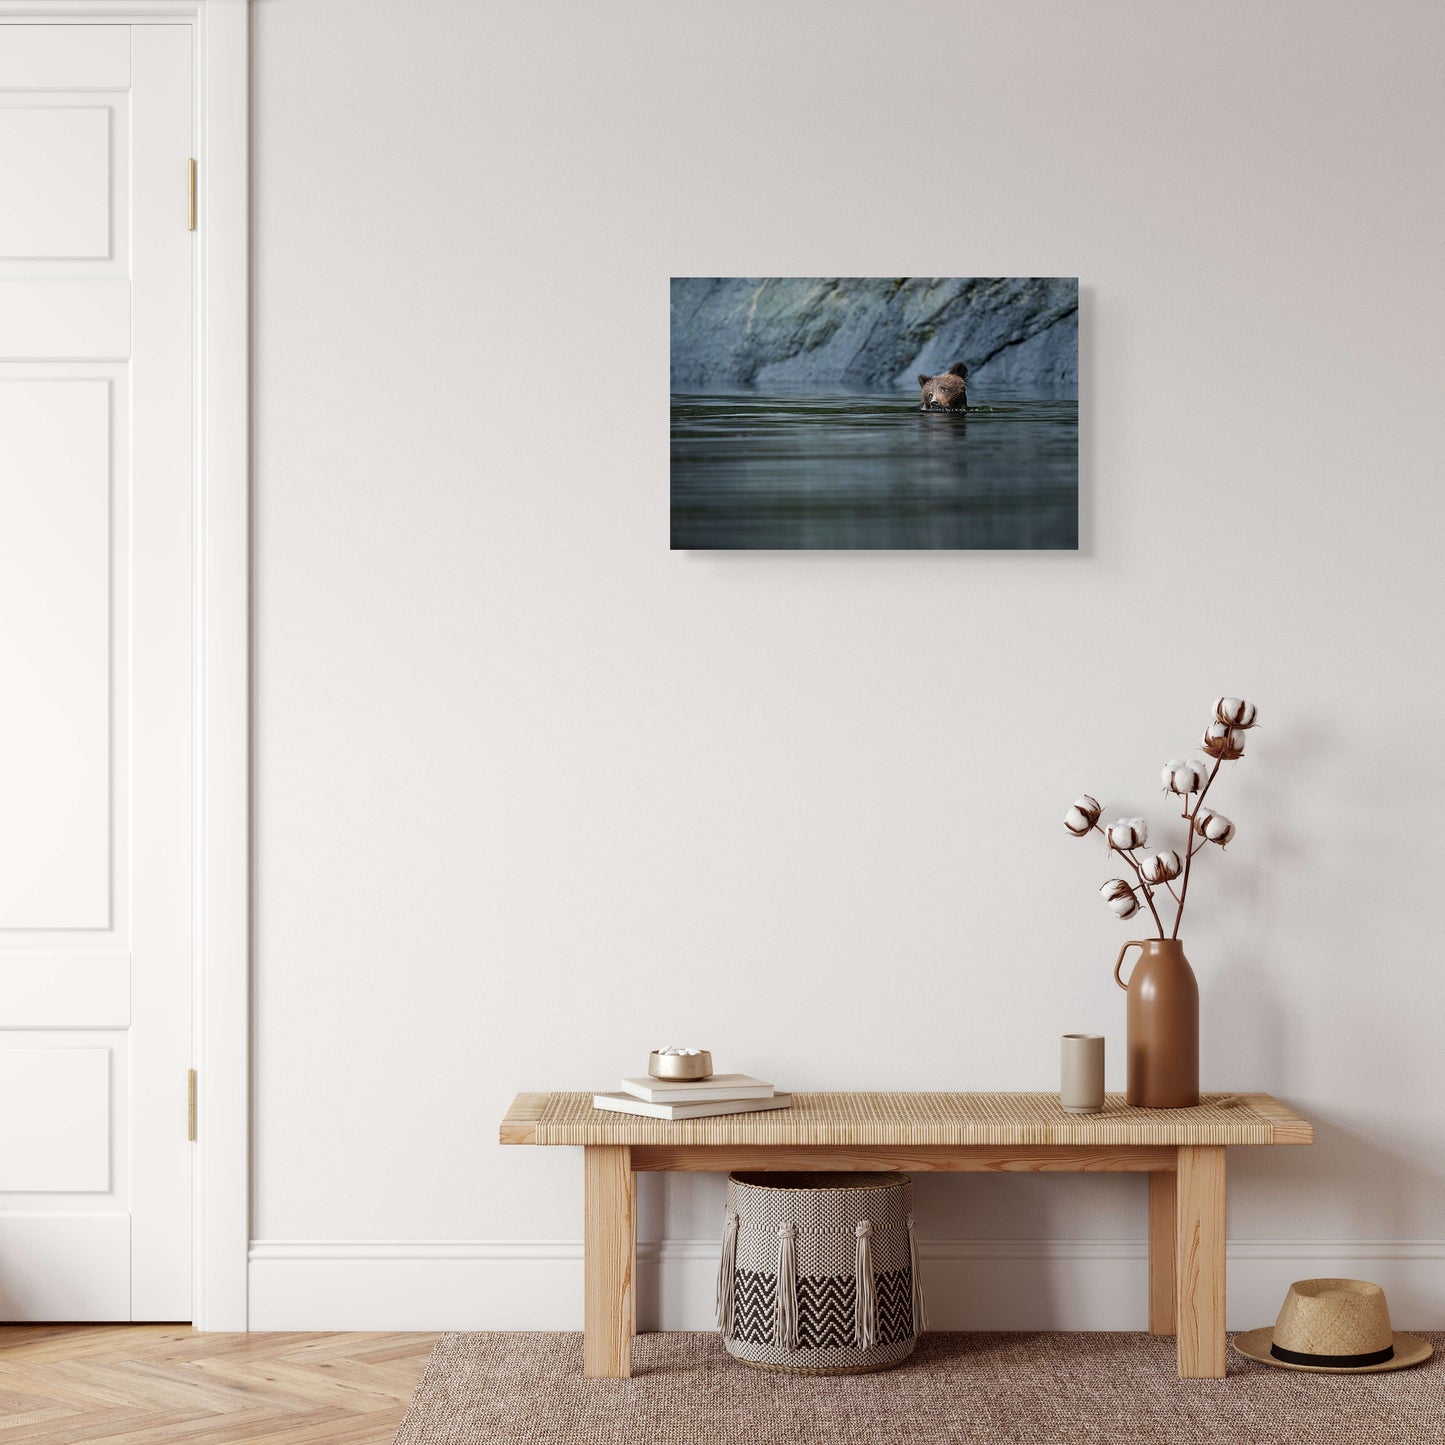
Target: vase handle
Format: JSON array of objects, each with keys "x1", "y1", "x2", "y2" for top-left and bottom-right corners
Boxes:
[{"x1": 1114, "y1": 940, "x2": 1145, "y2": 991}]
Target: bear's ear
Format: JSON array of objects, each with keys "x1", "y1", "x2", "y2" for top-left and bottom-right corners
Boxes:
[
  {"x1": 917, "y1": 374, "x2": 931, "y2": 388},
  {"x1": 948, "y1": 362, "x2": 969, "y2": 380}
]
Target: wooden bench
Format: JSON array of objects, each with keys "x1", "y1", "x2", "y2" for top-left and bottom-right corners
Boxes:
[{"x1": 499, "y1": 1090, "x2": 1312, "y2": 1379}]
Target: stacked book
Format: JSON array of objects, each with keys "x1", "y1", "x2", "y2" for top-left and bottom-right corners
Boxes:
[{"x1": 593, "y1": 1074, "x2": 791, "y2": 1120}]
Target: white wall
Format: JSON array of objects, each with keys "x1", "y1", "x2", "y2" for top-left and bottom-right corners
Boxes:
[{"x1": 250, "y1": 0, "x2": 1445, "y2": 1328}]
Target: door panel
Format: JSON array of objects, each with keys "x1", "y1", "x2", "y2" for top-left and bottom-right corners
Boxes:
[
  {"x1": 0, "y1": 1214, "x2": 129, "y2": 1320},
  {"x1": 0, "y1": 25, "x2": 129, "y2": 91},
  {"x1": 0, "y1": 107, "x2": 111, "y2": 256},
  {"x1": 0, "y1": 953, "x2": 130, "y2": 1027},
  {"x1": 0, "y1": 282, "x2": 130, "y2": 355},
  {"x1": 0, "y1": 378, "x2": 111, "y2": 928},
  {"x1": 0, "y1": 23, "x2": 193, "y2": 1321},
  {"x1": 0, "y1": 1048, "x2": 111, "y2": 1191},
  {"x1": 128, "y1": 24, "x2": 194, "y2": 1322}
]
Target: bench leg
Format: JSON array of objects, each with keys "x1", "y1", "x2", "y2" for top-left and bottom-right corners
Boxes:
[
  {"x1": 584, "y1": 1144, "x2": 635, "y2": 1378},
  {"x1": 1175, "y1": 1145, "x2": 1226, "y2": 1378},
  {"x1": 1148, "y1": 1169, "x2": 1176, "y2": 1335}
]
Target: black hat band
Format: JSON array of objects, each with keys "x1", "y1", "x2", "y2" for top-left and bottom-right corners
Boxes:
[{"x1": 1270, "y1": 1342, "x2": 1395, "y2": 1368}]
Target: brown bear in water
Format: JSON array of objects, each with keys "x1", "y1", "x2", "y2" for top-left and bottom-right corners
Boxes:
[{"x1": 917, "y1": 362, "x2": 968, "y2": 411}]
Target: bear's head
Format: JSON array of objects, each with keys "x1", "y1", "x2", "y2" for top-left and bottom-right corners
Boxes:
[{"x1": 917, "y1": 362, "x2": 969, "y2": 411}]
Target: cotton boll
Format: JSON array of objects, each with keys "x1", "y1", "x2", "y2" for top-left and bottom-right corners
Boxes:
[
  {"x1": 1107, "y1": 817, "x2": 1149, "y2": 849},
  {"x1": 1099, "y1": 879, "x2": 1140, "y2": 919},
  {"x1": 1162, "y1": 760, "x2": 1206, "y2": 795},
  {"x1": 1214, "y1": 697, "x2": 1258, "y2": 729},
  {"x1": 1141, "y1": 849, "x2": 1183, "y2": 884},
  {"x1": 1202, "y1": 723, "x2": 1246, "y2": 760},
  {"x1": 1194, "y1": 808, "x2": 1236, "y2": 846},
  {"x1": 1065, "y1": 795, "x2": 1103, "y2": 836}
]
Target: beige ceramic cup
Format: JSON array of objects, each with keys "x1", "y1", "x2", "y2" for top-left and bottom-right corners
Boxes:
[{"x1": 1060, "y1": 1034, "x2": 1105, "y2": 1113}]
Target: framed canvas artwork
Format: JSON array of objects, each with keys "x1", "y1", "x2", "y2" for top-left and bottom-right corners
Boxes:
[{"x1": 670, "y1": 277, "x2": 1078, "y2": 551}]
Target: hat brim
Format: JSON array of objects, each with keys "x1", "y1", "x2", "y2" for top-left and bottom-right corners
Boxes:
[{"x1": 1231, "y1": 1328, "x2": 1433, "y2": 1373}]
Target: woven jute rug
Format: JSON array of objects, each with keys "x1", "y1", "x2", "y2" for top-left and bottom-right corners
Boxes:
[{"x1": 393, "y1": 1330, "x2": 1445, "y2": 1444}]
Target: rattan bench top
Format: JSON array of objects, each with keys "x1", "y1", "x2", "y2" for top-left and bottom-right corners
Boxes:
[{"x1": 499, "y1": 1091, "x2": 1311, "y2": 1147}]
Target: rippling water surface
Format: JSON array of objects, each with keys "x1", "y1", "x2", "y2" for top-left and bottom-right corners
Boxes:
[{"x1": 671, "y1": 388, "x2": 1078, "y2": 550}]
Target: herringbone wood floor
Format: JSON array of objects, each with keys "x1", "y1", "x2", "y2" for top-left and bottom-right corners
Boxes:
[{"x1": 0, "y1": 1325, "x2": 438, "y2": 1443}]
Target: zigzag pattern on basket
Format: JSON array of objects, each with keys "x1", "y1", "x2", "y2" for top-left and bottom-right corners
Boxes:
[
  {"x1": 729, "y1": 1268, "x2": 916, "y2": 1349},
  {"x1": 874, "y1": 1268, "x2": 916, "y2": 1346},
  {"x1": 796, "y1": 1275, "x2": 855, "y2": 1349},
  {"x1": 731, "y1": 1270, "x2": 778, "y2": 1346}
]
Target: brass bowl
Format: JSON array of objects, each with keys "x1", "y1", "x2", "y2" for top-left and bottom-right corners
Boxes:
[{"x1": 649, "y1": 1049, "x2": 713, "y2": 1081}]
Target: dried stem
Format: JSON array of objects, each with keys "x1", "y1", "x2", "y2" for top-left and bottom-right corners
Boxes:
[
  {"x1": 1172, "y1": 759, "x2": 1222, "y2": 938},
  {"x1": 1094, "y1": 822, "x2": 1165, "y2": 937}
]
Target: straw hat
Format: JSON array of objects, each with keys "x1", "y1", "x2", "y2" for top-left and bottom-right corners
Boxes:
[{"x1": 1232, "y1": 1279, "x2": 1432, "y2": 1373}]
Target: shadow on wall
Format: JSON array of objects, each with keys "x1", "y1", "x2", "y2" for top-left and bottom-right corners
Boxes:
[
  {"x1": 629, "y1": 702, "x2": 1445, "y2": 1329},
  {"x1": 1228, "y1": 1111, "x2": 1445, "y2": 1330}
]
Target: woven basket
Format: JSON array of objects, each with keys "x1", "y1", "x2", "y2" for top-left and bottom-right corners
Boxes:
[{"x1": 717, "y1": 1172, "x2": 925, "y2": 1374}]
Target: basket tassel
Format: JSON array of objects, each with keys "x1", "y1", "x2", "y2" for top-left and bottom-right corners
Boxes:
[
  {"x1": 716, "y1": 1209, "x2": 738, "y2": 1334},
  {"x1": 775, "y1": 1222, "x2": 798, "y2": 1350},
  {"x1": 854, "y1": 1219, "x2": 877, "y2": 1348},
  {"x1": 907, "y1": 1212, "x2": 928, "y2": 1335}
]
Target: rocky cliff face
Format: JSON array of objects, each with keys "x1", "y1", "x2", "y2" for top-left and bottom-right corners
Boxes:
[{"x1": 670, "y1": 277, "x2": 1077, "y2": 393}]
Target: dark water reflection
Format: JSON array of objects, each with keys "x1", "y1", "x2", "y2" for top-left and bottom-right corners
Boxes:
[{"x1": 671, "y1": 388, "x2": 1078, "y2": 550}]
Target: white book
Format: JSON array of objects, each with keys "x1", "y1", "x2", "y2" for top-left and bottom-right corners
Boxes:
[
  {"x1": 592, "y1": 1092, "x2": 792, "y2": 1122},
  {"x1": 619, "y1": 1073, "x2": 774, "y2": 1104}
]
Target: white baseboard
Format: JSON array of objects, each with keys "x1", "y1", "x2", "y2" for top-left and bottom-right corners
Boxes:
[{"x1": 246, "y1": 1239, "x2": 1445, "y2": 1332}]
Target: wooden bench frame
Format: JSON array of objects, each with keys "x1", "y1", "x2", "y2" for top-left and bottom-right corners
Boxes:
[{"x1": 501, "y1": 1092, "x2": 1312, "y2": 1380}]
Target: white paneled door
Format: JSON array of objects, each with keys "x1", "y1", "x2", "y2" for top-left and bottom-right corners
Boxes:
[{"x1": 0, "y1": 24, "x2": 193, "y2": 1320}]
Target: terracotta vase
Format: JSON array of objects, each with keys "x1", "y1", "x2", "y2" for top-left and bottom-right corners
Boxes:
[{"x1": 1113, "y1": 939, "x2": 1199, "y2": 1108}]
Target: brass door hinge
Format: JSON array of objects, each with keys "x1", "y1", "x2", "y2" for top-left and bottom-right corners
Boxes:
[
  {"x1": 187, "y1": 1069, "x2": 197, "y2": 1142},
  {"x1": 188, "y1": 158, "x2": 197, "y2": 231}
]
